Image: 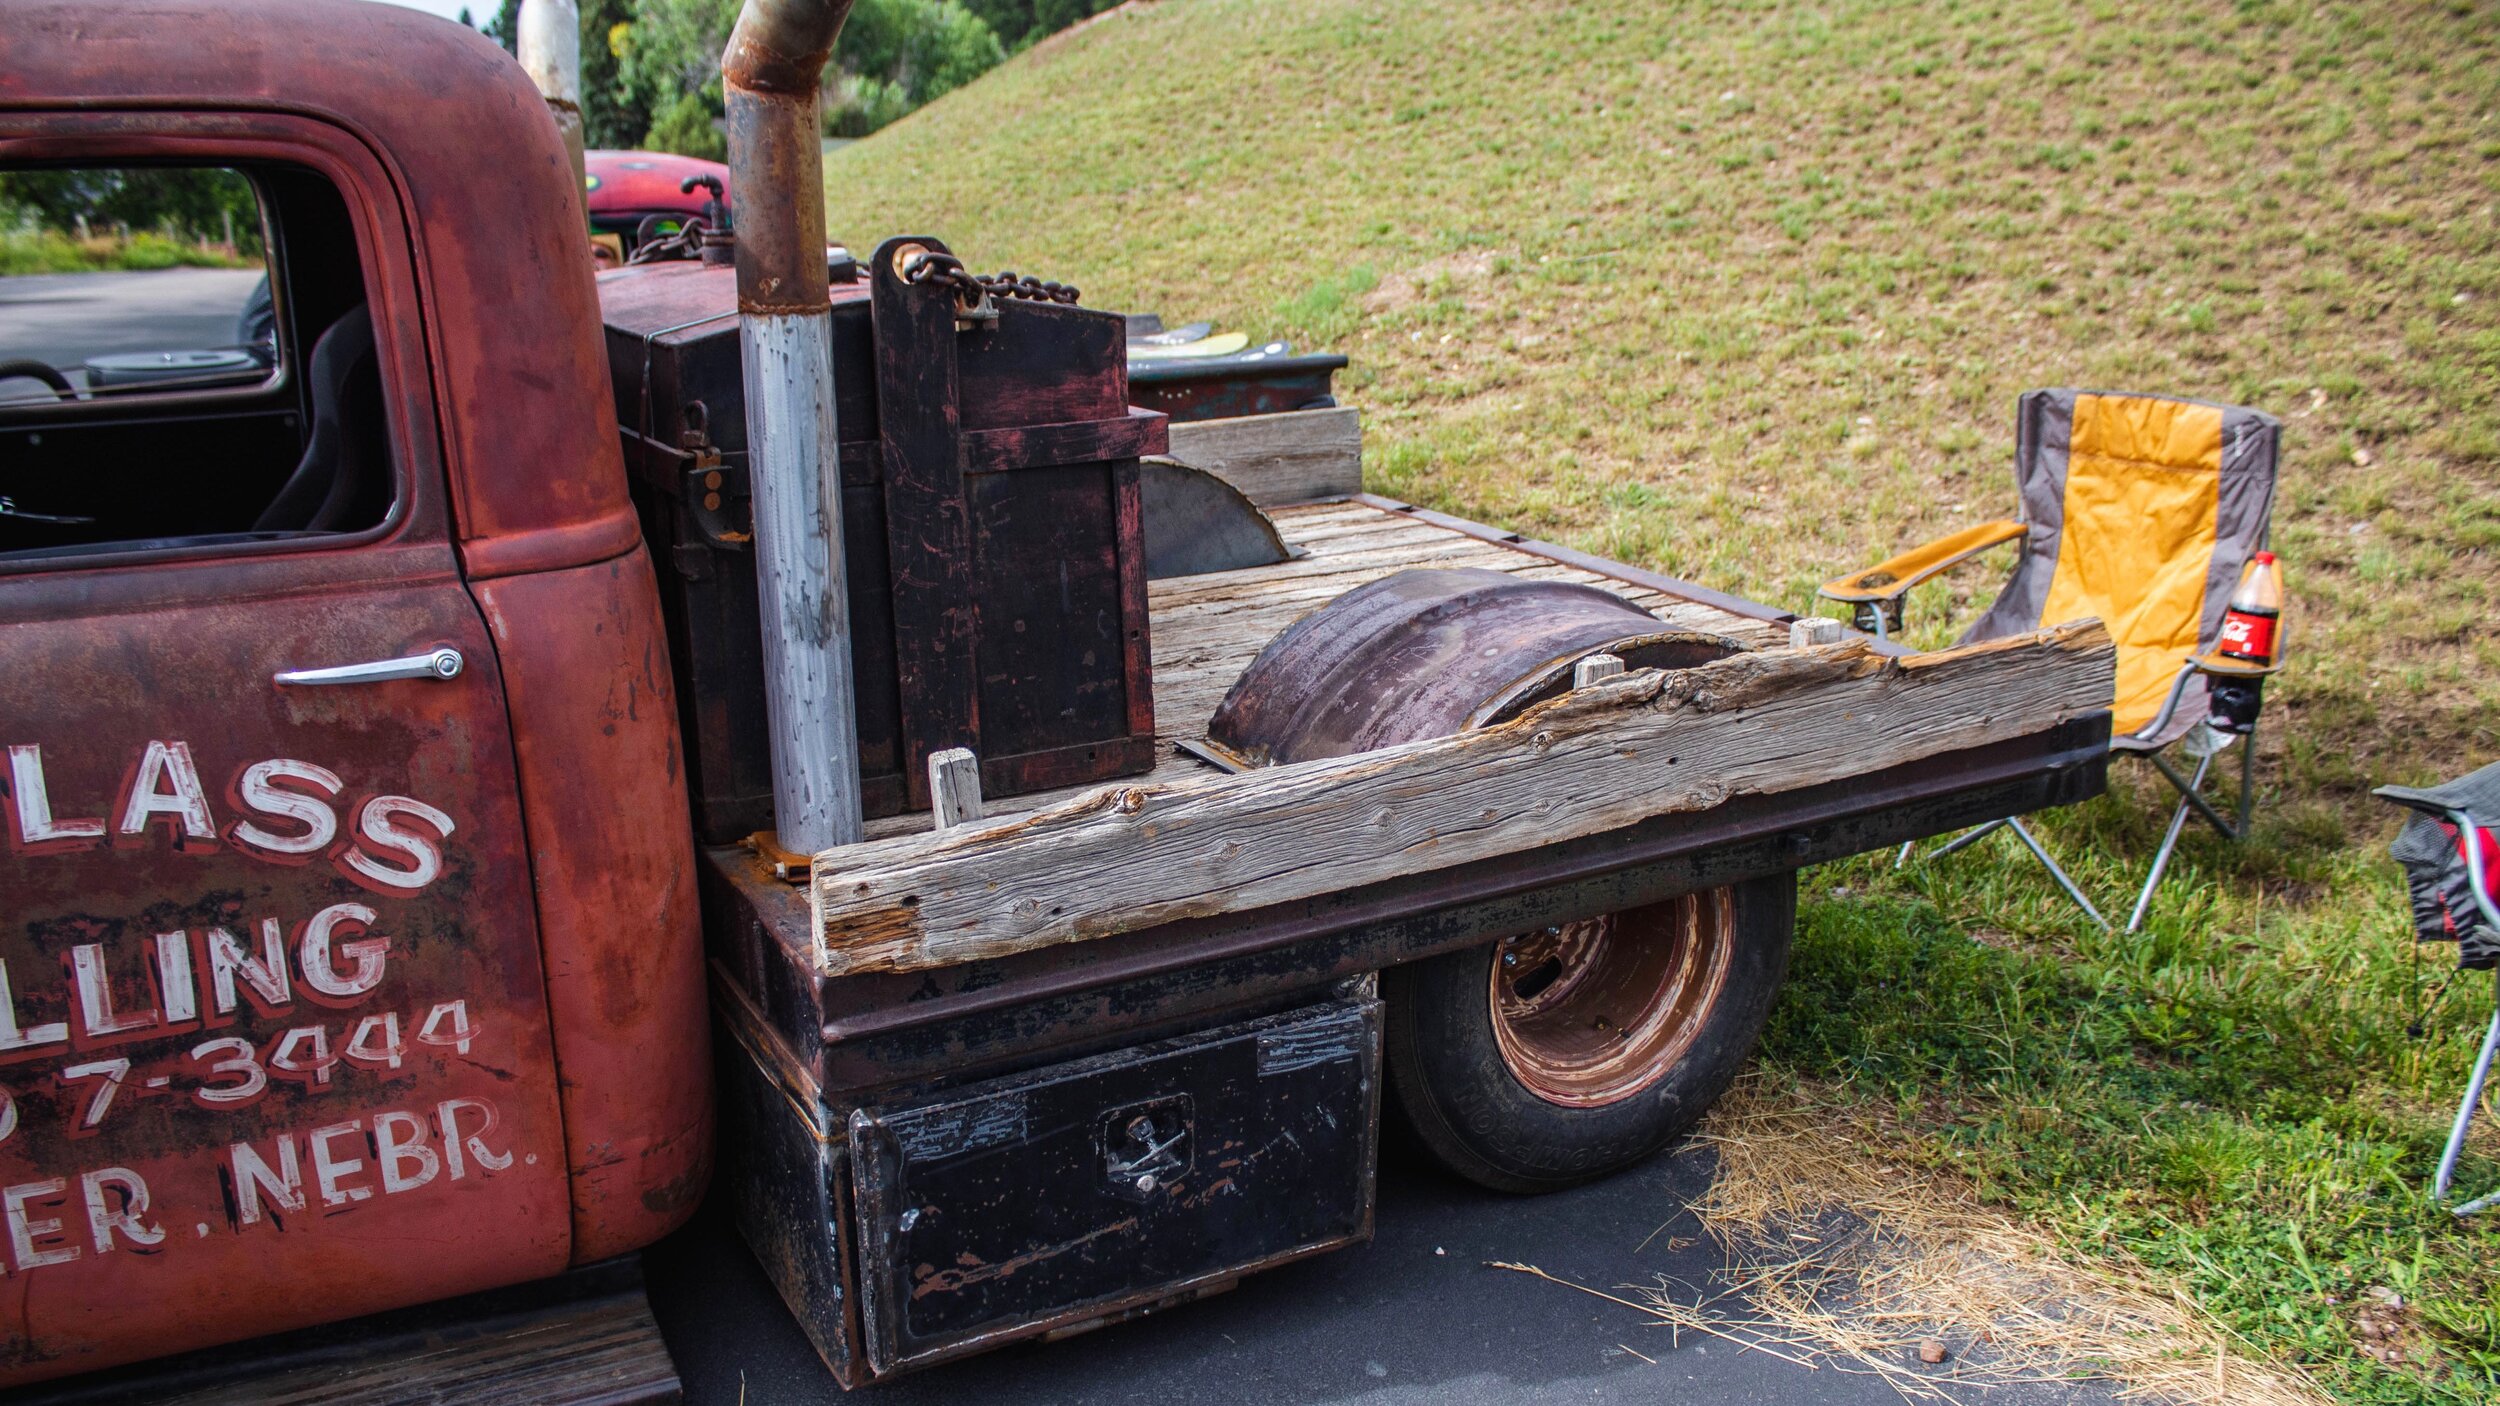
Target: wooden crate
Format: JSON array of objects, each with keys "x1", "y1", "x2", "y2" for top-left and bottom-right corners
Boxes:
[{"x1": 599, "y1": 240, "x2": 1164, "y2": 837}]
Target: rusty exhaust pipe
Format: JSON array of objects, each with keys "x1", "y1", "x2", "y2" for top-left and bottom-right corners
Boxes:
[
  {"x1": 724, "y1": 0, "x2": 863, "y2": 856},
  {"x1": 517, "y1": 0, "x2": 587, "y2": 219}
]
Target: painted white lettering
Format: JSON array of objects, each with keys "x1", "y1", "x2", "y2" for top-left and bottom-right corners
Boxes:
[
  {"x1": 189, "y1": 1036, "x2": 267, "y2": 1106},
  {"x1": 416, "y1": 1000, "x2": 477, "y2": 1056},
  {"x1": 115, "y1": 740, "x2": 217, "y2": 844},
  {"x1": 81, "y1": 1167, "x2": 162, "y2": 1252},
  {"x1": 229, "y1": 1137, "x2": 304, "y2": 1227},
  {"x1": 437, "y1": 1098, "x2": 513, "y2": 1180},
  {"x1": 228, "y1": 759, "x2": 342, "y2": 857},
  {"x1": 299, "y1": 903, "x2": 387, "y2": 999},
  {"x1": 206, "y1": 921, "x2": 292, "y2": 1015},
  {"x1": 5, "y1": 745, "x2": 104, "y2": 849},
  {"x1": 344, "y1": 1012, "x2": 405, "y2": 1071},
  {"x1": 374, "y1": 1110, "x2": 439, "y2": 1193},
  {"x1": 69, "y1": 944, "x2": 156, "y2": 1038},
  {"x1": 0, "y1": 959, "x2": 68, "y2": 1056},
  {"x1": 155, "y1": 931, "x2": 198, "y2": 1026},
  {"x1": 3, "y1": 1179, "x2": 79, "y2": 1271},
  {"x1": 0, "y1": 1087, "x2": 16, "y2": 1145},
  {"x1": 341, "y1": 796, "x2": 454, "y2": 893},
  {"x1": 308, "y1": 1120, "x2": 371, "y2": 1207},
  {"x1": 60, "y1": 1059, "x2": 130, "y2": 1131},
  {"x1": 268, "y1": 1025, "x2": 336, "y2": 1087}
]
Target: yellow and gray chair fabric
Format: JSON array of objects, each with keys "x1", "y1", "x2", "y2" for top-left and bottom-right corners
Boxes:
[{"x1": 1821, "y1": 389, "x2": 2282, "y2": 925}]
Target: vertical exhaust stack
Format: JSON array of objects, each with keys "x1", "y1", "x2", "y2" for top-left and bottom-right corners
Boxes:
[
  {"x1": 517, "y1": 0, "x2": 588, "y2": 219},
  {"x1": 724, "y1": 0, "x2": 864, "y2": 855}
]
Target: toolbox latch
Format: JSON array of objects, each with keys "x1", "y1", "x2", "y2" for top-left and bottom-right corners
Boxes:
[{"x1": 1101, "y1": 1096, "x2": 1192, "y2": 1198}]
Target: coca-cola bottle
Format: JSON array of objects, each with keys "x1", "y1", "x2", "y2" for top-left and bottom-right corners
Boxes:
[{"x1": 2217, "y1": 551, "x2": 2283, "y2": 666}]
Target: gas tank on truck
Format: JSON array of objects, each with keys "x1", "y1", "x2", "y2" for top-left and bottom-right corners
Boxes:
[{"x1": 0, "y1": 0, "x2": 711, "y2": 1389}]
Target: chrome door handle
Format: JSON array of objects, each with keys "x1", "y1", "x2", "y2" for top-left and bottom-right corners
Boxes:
[{"x1": 274, "y1": 648, "x2": 464, "y2": 687}]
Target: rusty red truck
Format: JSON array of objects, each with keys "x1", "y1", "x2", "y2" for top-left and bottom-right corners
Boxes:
[{"x1": 0, "y1": 0, "x2": 2116, "y2": 1396}]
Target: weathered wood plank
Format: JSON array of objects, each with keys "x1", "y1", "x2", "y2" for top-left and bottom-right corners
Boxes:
[
  {"x1": 813, "y1": 620, "x2": 2115, "y2": 974},
  {"x1": 1163, "y1": 406, "x2": 1363, "y2": 506}
]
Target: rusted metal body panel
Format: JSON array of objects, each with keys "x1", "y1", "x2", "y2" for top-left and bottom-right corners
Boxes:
[
  {"x1": 0, "y1": 0, "x2": 713, "y2": 1383},
  {"x1": 1205, "y1": 567, "x2": 1743, "y2": 768},
  {"x1": 0, "y1": 569, "x2": 573, "y2": 1384},
  {"x1": 471, "y1": 547, "x2": 714, "y2": 1261}
]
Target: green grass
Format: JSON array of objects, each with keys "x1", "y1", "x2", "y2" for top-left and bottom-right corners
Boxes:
[
  {"x1": 0, "y1": 228, "x2": 253, "y2": 275},
  {"x1": 829, "y1": 0, "x2": 2500, "y2": 1397}
]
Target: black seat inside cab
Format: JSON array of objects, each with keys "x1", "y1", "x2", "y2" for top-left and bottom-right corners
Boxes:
[{"x1": 253, "y1": 303, "x2": 389, "y2": 533}]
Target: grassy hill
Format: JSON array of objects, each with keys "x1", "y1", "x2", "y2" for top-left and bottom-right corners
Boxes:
[{"x1": 831, "y1": 2, "x2": 2500, "y2": 1400}]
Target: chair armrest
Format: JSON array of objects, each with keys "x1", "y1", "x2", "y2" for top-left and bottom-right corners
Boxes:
[
  {"x1": 2189, "y1": 649, "x2": 2281, "y2": 679},
  {"x1": 1819, "y1": 518, "x2": 2026, "y2": 604}
]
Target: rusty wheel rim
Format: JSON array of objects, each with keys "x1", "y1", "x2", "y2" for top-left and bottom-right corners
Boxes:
[{"x1": 1488, "y1": 888, "x2": 1738, "y2": 1108}]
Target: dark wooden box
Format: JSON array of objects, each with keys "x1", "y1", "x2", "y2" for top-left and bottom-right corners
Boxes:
[{"x1": 599, "y1": 238, "x2": 1162, "y2": 842}]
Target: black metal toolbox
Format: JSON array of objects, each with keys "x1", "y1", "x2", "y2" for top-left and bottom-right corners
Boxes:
[
  {"x1": 711, "y1": 943, "x2": 1381, "y2": 1387},
  {"x1": 847, "y1": 995, "x2": 1381, "y2": 1374}
]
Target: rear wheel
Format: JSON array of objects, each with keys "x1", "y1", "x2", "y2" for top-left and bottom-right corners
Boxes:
[{"x1": 1384, "y1": 872, "x2": 1795, "y2": 1193}]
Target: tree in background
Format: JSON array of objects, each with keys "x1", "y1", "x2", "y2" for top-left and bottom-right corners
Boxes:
[
  {"x1": 580, "y1": 0, "x2": 651, "y2": 149},
  {"x1": 959, "y1": 0, "x2": 1120, "y2": 51},
  {"x1": 825, "y1": 0, "x2": 1005, "y2": 138},
  {"x1": 608, "y1": 0, "x2": 1011, "y2": 156},
  {"x1": 483, "y1": 0, "x2": 522, "y2": 54},
  {"x1": 614, "y1": 0, "x2": 737, "y2": 158},
  {"x1": 0, "y1": 168, "x2": 263, "y2": 255}
]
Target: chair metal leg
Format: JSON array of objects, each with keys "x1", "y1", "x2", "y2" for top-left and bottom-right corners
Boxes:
[
  {"x1": 1902, "y1": 817, "x2": 2105, "y2": 926},
  {"x1": 2236, "y1": 718, "x2": 2259, "y2": 838},
  {"x1": 1893, "y1": 841, "x2": 1916, "y2": 869},
  {"x1": 2127, "y1": 751, "x2": 2215, "y2": 933},
  {"x1": 2006, "y1": 817, "x2": 2110, "y2": 929},
  {"x1": 1927, "y1": 818, "x2": 2008, "y2": 861},
  {"x1": 2435, "y1": 970, "x2": 2500, "y2": 1214},
  {"x1": 2149, "y1": 749, "x2": 2240, "y2": 841}
]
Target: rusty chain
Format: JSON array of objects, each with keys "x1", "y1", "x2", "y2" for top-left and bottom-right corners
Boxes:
[{"x1": 899, "y1": 249, "x2": 1080, "y2": 307}]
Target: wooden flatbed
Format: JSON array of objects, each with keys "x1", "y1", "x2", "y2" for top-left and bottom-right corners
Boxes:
[
  {"x1": 698, "y1": 438, "x2": 2117, "y2": 1388},
  {"x1": 820, "y1": 491, "x2": 2114, "y2": 977},
  {"x1": 858, "y1": 495, "x2": 1793, "y2": 845}
]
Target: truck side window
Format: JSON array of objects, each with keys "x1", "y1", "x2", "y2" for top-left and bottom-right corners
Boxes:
[{"x1": 0, "y1": 163, "x2": 396, "y2": 562}]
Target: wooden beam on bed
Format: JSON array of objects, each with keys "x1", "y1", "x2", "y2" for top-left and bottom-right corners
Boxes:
[
  {"x1": 812, "y1": 619, "x2": 2115, "y2": 975},
  {"x1": 1163, "y1": 406, "x2": 1363, "y2": 506}
]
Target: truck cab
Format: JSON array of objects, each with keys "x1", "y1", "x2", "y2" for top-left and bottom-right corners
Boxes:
[{"x1": 0, "y1": 3, "x2": 708, "y2": 1384}]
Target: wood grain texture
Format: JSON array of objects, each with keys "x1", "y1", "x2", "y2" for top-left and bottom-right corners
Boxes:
[
  {"x1": 814, "y1": 618, "x2": 2114, "y2": 974},
  {"x1": 927, "y1": 747, "x2": 983, "y2": 829},
  {"x1": 1163, "y1": 406, "x2": 1363, "y2": 506},
  {"x1": 851, "y1": 501, "x2": 1790, "y2": 844},
  {"x1": 870, "y1": 239, "x2": 979, "y2": 809}
]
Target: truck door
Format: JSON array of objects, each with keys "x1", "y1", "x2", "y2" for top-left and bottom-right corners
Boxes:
[{"x1": 0, "y1": 150, "x2": 570, "y2": 1381}]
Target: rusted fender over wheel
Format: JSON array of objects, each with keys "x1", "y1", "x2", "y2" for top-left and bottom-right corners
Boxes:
[
  {"x1": 1206, "y1": 566, "x2": 1788, "y2": 1192},
  {"x1": 1204, "y1": 567, "x2": 1743, "y2": 768}
]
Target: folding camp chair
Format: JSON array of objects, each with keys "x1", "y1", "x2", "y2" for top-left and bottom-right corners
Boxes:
[
  {"x1": 2377, "y1": 761, "x2": 2500, "y2": 1215},
  {"x1": 1819, "y1": 389, "x2": 2282, "y2": 930}
]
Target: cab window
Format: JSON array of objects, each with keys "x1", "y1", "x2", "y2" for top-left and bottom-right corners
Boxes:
[{"x1": 0, "y1": 163, "x2": 397, "y2": 563}]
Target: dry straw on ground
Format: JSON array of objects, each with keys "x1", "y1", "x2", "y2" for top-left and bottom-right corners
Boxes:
[{"x1": 1500, "y1": 1076, "x2": 2329, "y2": 1405}]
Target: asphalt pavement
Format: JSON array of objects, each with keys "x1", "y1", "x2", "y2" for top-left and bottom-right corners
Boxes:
[
  {"x1": 644, "y1": 1135, "x2": 2129, "y2": 1405},
  {"x1": 0, "y1": 266, "x2": 262, "y2": 374}
]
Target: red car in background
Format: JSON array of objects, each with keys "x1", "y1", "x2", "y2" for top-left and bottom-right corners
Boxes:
[{"x1": 584, "y1": 148, "x2": 729, "y2": 265}]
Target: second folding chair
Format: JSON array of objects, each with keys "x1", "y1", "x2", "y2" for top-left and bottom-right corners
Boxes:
[{"x1": 1820, "y1": 389, "x2": 2282, "y2": 929}]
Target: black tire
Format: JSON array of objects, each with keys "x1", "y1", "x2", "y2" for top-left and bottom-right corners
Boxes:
[{"x1": 1384, "y1": 871, "x2": 1795, "y2": 1193}]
